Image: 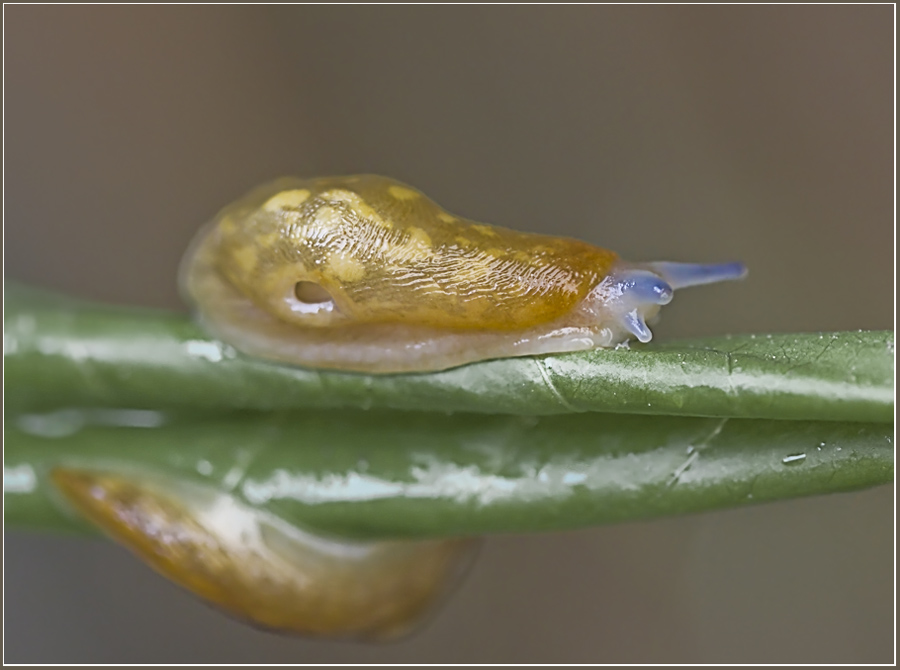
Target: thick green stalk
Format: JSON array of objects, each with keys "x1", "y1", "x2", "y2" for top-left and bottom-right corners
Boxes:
[
  {"x1": 3, "y1": 283, "x2": 894, "y2": 539},
  {"x1": 5, "y1": 410, "x2": 893, "y2": 539},
  {"x1": 4, "y1": 283, "x2": 894, "y2": 422}
]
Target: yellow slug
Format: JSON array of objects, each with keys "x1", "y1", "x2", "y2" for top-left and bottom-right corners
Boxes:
[
  {"x1": 52, "y1": 467, "x2": 479, "y2": 639},
  {"x1": 180, "y1": 175, "x2": 747, "y2": 373}
]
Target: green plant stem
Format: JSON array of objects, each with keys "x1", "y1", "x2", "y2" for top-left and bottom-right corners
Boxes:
[
  {"x1": 4, "y1": 283, "x2": 894, "y2": 422},
  {"x1": 3, "y1": 283, "x2": 894, "y2": 540},
  {"x1": 5, "y1": 410, "x2": 893, "y2": 539}
]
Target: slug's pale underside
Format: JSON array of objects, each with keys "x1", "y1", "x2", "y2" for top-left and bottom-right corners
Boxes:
[{"x1": 181, "y1": 175, "x2": 747, "y2": 373}]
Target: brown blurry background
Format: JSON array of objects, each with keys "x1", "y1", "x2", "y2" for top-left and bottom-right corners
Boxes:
[{"x1": 4, "y1": 5, "x2": 893, "y2": 663}]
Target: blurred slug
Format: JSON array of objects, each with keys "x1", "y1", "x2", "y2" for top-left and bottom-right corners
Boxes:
[
  {"x1": 52, "y1": 467, "x2": 478, "y2": 639},
  {"x1": 180, "y1": 175, "x2": 747, "y2": 373}
]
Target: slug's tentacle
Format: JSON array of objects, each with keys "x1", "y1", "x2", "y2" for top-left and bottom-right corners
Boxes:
[
  {"x1": 613, "y1": 270, "x2": 675, "y2": 306},
  {"x1": 646, "y1": 261, "x2": 748, "y2": 290},
  {"x1": 623, "y1": 309, "x2": 653, "y2": 343}
]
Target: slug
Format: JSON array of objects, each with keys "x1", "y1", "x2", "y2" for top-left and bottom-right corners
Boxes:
[
  {"x1": 52, "y1": 467, "x2": 479, "y2": 639},
  {"x1": 180, "y1": 175, "x2": 747, "y2": 373}
]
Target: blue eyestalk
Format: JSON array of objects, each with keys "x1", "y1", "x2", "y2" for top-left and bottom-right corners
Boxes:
[
  {"x1": 646, "y1": 261, "x2": 748, "y2": 290},
  {"x1": 619, "y1": 273, "x2": 674, "y2": 306}
]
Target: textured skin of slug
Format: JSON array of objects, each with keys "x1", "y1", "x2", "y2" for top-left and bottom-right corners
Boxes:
[{"x1": 195, "y1": 175, "x2": 618, "y2": 330}]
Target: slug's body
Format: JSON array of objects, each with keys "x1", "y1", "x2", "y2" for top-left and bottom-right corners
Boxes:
[{"x1": 181, "y1": 175, "x2": 746, "y2": 373}]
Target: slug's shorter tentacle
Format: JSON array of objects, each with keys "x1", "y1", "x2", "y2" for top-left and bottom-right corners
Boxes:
[{"x1": 646, "y1": 261, "x2": 748, "y2": 290}]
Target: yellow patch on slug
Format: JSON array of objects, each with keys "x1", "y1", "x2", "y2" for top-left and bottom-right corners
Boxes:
[
  {"x1": 319, "y1": 189, "x2": 357, "y2": 203},
  {"x1": 447, "y1": 255, "x2": 501, "y2": 286},
  {"x1": 219, "y1": 217, "x2": 237, "y2": 235},
  {"x1": 312, "y1": 205, "x2": 344, "y2": 229},
  {"x1": 262, "y1": 189, "x2": 311, "y2": 212},
  {"x1": 320, "y1": 189, "x2": 393, "y2": 229},
  {"x1": 437, "y1": 212, "x2": 457, "y2": 224},
  {"x1": 406, "y1": 227, "x2": 433, "y2": 248},
  {"x1": 388, "y1": 185, "x2": 420, "y2": 201},
  {"x1": 230, "y1": 245, "x2": 259, "y2": 274},
  {"x1": 258, "y1": 231, "x2": 283, "y2": 249},
  {"x1": 471, "y1": 224, "x2": 498, "y2": 237},
  {"x1": 328, "y1": 253, "x2": 366, "y2": 282},
  {"x1": 386, "y1": 226, "x2": 436, "y2": 265}
]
